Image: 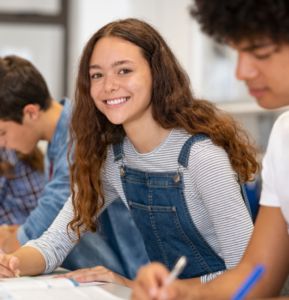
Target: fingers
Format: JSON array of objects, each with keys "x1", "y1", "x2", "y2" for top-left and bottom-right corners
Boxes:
[
  {"x1": 156, "y1": 283, "x2": 182, "y2": 300},
  {"x1": 131, "y1": 263, "x2": 170, "y2": 300},
  {"x1": 56, "y1": 266, "x2": 115, "y2": 283},
  {"x1": 8, "y1": 255, "x2": 20, "y2": 271},
  {"x1": 131, "y1": 280, "x2": 152, "y2": 300},
  {"x1": 0, "y1": 254, "x2": 20, "y2": 278}
]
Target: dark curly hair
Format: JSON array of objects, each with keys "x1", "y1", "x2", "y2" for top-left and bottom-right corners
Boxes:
[{"x1": 191, "y1": 0, "x2": 289, "y2": 44}]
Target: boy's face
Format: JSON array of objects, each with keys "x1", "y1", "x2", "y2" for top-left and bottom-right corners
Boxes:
[
  {"x1": 0, "y1": 116, "x2": 39, "y2": 155},
  {"x1": 230, "y1": 39, "x2": 289, "y2": 109}
]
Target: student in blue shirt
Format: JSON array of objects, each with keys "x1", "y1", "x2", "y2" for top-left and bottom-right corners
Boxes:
[{"x1": 0, "y1": 55, "x2": 149, "y2": 279}]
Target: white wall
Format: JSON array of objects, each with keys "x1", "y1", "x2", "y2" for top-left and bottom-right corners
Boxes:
[
  {"x1": 67, "y1": 0, "x2": 192, "y2": 98},
  {"x1": 0, "y1": 23, "x2": 64, "y2": 101}
]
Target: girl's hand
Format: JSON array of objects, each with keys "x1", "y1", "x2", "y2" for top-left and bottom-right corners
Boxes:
[
  {"x1": 55, "y1": 266, "x2": 132, "y2": 287},
  {"x1": 0, "y1": 253, "x2": 20, "y2": 278},
  {"x1": 131, "y1": 263, "x2": 191, "y2": 300}
]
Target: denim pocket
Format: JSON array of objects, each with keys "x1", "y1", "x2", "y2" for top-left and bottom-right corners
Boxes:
[{"x1": 129, "y1": 201, "x2": 213, "y2": 276}]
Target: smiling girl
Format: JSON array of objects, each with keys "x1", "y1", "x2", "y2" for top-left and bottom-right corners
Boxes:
[{"x1": 0, "y1": 18, "x2": 258, "y2": 286}]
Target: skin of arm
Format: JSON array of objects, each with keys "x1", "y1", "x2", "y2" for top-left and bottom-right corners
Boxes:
[
  {"x1": 131, "y1": 206, "x2": 289, "y2": 300},
  {"x1": 0, "y1": 225, "x2": 21, "y2": 253},
  {"x1": 0, "y1": 246, "x2": 46, "y2": 278}
]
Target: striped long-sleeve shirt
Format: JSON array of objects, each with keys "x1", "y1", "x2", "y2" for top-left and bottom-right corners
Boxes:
[{"x1": 26, "y1": 128, "x2": 253, "y2": 283}]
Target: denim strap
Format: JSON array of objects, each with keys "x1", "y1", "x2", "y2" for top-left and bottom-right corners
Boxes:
[
  {"x1": 178, "y1": 134, "x2": 209, "y2": 168},
  {"x1": 113, "y1": 142, "x2": 125, "y2": 162},
  {"x1": 178, "y1": 134, "x2": 253, "y2": 220}
]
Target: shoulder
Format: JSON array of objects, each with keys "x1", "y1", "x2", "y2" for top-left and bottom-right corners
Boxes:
[
  {"x1": 263, "y1": 110, "x2": 289, "y2": 167},
  {"x1": 58, "y1": 97, "x2": 73, "y2": 132},
  {"x1": 186, "y1": 135, "x2": 234, "y2": 181},
  {"x1": 260, "y1": 112, "x2": 289, "y2": 208},
  {"x1": 269, "y1": 111, "x2": 289, "y2": 143},
  {"x1": 188, "y1": 135, "x2": 228, "y2": 163},
  {"x1": 168, "y1": 130, "x2": 231, "y2": 173},
  {"x1": 265, "y1": 111, "x2": 289, "y2": 164}
]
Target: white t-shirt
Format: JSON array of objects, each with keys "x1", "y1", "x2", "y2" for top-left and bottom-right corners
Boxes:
[{"x1": 260, "y1": 111, "x2": 289, "y2": 229}]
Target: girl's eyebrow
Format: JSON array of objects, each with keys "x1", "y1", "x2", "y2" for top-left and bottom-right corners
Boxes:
[
  {"x1": 89, "y1": 60, "x2": 133, "y2": 70},
  {"x1": 89, "y1": 64, "x2": 101, "y2": 70},
  {"x1": 112, "y1": 60, "x2": 133, "y2": 67}
]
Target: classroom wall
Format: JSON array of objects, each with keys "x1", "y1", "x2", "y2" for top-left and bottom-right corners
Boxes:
[{"x1": 67, "y1": 0, "x2": 192, "y2": 99}]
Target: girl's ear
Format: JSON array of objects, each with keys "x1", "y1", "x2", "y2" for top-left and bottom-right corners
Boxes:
[{"x1": 22, "y1": 104, "x2": 41, "y2": 124}]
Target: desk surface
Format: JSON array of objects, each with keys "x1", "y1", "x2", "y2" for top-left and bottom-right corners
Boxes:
[{"x1": 50, "y1": 268, "x2": 131, "y2": 300}]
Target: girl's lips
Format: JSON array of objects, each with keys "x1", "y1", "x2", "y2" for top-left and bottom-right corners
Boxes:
[{"x1": 249, "y1": 88, "x2": 268, "y2": 98}]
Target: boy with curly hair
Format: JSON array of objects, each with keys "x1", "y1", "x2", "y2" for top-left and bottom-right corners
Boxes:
[{"x1": 131, "y1": 1, "x2": 289, "y2": 299}]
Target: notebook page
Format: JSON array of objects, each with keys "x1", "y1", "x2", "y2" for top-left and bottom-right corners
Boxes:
[
  {"x1": 0, "y1": 277, "x2": 76, "y2": 290},
  {"x1": 0, "y1": 286, "x2": 124, "y2": 300}
]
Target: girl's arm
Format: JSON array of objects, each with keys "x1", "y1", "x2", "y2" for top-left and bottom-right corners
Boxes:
[{"x1": 0, "y1": 246, "x2": 46, "y2": 278}]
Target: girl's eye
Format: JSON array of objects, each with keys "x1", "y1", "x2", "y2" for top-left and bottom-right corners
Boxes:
[
  {"x1": 91, "y1": 73, "x2": 103, "y2": 79},
  {"x1": 119, "y1": 69, "x2": 131, "y2": 75}
]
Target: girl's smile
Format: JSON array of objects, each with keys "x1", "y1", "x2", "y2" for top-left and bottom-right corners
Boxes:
[{"x1": 103, "y1": 96, "x2": 130, "y2": 108}]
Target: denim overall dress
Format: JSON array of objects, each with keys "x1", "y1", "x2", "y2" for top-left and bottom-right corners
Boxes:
[{"x1": 113, "y1": 134, "x2": 252, "y2": 279}]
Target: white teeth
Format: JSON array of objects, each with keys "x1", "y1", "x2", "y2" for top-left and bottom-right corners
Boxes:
[{"x1": 106, "y1": 97, "x2": 129, "y2": 105}]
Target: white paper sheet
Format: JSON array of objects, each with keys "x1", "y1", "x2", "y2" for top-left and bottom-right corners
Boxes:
[
  {"x1": 0, "y1": 286, "x2": 123, "y2": 300},
  {"x1": 0, "y1": 277, "x2": 76, "y2": 290}
]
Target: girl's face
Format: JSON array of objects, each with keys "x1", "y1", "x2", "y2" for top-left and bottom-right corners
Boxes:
[{"x1": 89, "y1": 36, "x2": 153, "y2": 128}]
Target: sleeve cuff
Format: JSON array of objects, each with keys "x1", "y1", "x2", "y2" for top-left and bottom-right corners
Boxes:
[
  {"x1": 259, "y1": 191, "x2": 280, "y2": 208},
  {"x1": 201, "y1": 270, "x2": 225, "y2": 283},
  {"x1": 17, "y1": 225, "x2": 30, "y2": 246}
]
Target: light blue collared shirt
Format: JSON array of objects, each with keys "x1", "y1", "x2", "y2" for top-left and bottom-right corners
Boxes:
[{"x1": 17, "y1": 98, "x2": 72, "y2": 244}]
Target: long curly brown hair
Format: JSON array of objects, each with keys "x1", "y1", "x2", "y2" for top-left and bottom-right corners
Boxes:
[{"x1": 68, "y1": 18, "x2": 259, "y2": 239}]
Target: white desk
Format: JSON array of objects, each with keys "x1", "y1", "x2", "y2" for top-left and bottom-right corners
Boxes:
[{"x1": 49, "y1": 268, "x2": 131, "y2": 300}]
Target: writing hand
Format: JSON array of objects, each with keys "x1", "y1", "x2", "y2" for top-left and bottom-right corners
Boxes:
[{"x1": 131, "y1": 262, "x2": 192, "y2": 300}]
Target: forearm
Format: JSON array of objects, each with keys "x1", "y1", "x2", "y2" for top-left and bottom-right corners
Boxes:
[
  {"x1": 182, "y1": 277, "x2": 201, "y2": 286},
  {"x1": 12, "y1": 246, "x2": 46, "y2": 276},
  {"x1": 193, "y1": 207, "x2": 289, "y2": 300},
  {"x1": 192, "y1": 264, "x2": 254, "y2": 300},
  {"x1": 0, "y1": 226, "x2": 21, "y2": 254}
]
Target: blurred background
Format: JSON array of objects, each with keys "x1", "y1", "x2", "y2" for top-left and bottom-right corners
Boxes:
[{"x1": 1, "y1": 0, "x2": 287, "y2": 219}]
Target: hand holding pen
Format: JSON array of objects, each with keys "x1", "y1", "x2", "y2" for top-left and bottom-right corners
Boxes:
[
  {"x1": 164, "y1": 256, "x2": 188, "y2": 286},
  {"x1": 131, "y1": 257, "x2": 189, "y2": 300}
]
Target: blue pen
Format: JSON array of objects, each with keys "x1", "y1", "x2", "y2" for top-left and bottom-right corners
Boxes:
[{"x1": 230, "y1": 264, "x2": 266, "y2": 300}]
